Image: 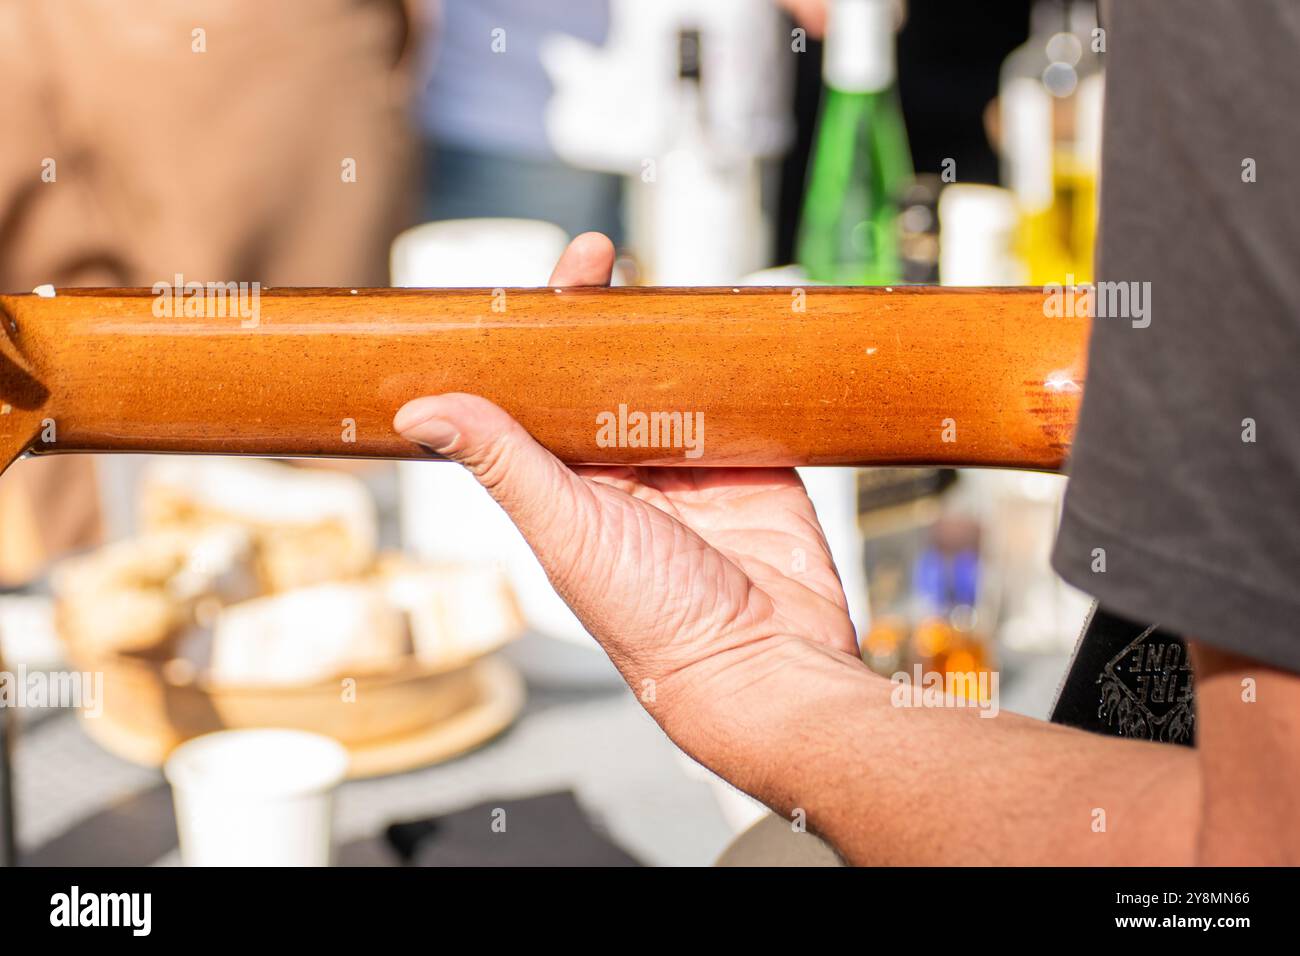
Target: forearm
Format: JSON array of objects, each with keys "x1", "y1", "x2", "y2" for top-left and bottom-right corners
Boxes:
[
  {"x1": 679, "y1": 638, "x2": 1200, "y2": 865},
  {"x1": 1190, "y1": 642, "x2": 1300, "y2": 865}
]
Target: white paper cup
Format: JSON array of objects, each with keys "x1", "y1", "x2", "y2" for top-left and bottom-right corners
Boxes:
[{"x1": 164, "y1": 729, "x2": 349, "y2": 867}]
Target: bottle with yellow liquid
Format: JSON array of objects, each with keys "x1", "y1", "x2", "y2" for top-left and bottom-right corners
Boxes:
[{"x1": 998, "y1": 0, "x2": 1103, "y2": 286}]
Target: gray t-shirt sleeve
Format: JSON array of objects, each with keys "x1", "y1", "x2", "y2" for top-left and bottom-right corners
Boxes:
[{"x1": 1050, "y1": 0, "x2": 1300, "y2": 671}]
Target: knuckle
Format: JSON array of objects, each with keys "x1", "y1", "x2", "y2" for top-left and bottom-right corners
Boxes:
[{"x1": 467, "y1": 433, "x2": 515, "y2": 493}]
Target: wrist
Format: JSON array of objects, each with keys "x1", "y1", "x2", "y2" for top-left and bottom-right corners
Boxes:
[{"x1": 655, "y1": 634, "x2": 879, "y2": 806}]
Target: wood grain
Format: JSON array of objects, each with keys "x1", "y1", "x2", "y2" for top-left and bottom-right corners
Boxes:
[{"x1": 0, "y1": 286, "x2": 1087, "y2": 473}]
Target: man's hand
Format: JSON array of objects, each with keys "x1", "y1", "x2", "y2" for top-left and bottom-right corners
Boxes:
[
  {"x1": 394, "y1": 233, "x2": 862, "y2": 769},
  {"x1": 391, "y1": 234, "x2": 1221, "y2": 866}
]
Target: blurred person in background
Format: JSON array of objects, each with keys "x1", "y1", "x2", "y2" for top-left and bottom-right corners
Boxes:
[
  {"x1": 0, "y1": 0, "x2": 420, "y2": 582},
  {"x1": 419, "y1": 0, "x2": 623, "y2": 242}
]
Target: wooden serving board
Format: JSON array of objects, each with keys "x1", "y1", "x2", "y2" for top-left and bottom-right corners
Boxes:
[{"x1": 78, "y1": 656, "x2": 525, "y2": 779}]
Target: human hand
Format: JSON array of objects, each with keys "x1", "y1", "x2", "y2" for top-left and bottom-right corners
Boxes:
[{"x1": 393, "y1": 233, "x2": 863, "y2": 770}]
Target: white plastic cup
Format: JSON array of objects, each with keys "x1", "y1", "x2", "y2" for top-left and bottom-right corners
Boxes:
[{"x1": 164, "y1": 729, "x2": 349, "y2": 867}]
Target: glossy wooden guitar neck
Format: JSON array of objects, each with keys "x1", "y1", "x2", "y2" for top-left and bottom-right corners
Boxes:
[{"x1": 0, "y1": 286, "x2": 1086, "y2": 474}]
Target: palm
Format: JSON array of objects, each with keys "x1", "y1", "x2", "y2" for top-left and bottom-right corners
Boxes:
[
  {"x1": 396, "y1": 233, "x2": 863, "y2": 692},
  {"x1": 570, "y1": 466, "x2": 858, "y2": 662}
]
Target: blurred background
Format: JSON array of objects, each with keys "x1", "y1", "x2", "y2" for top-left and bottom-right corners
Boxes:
[{"x1": 0, "y1": 0, "x2": 1103, "y2": 866}]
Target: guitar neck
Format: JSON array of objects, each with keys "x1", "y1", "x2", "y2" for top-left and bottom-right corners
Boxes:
[{"x1": 0, "y1": 285, "x2": 1086, "y2": 473}]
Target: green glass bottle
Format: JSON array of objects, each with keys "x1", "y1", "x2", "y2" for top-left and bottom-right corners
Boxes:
[{"x1": 797, "y1": 0, "x2": 913, "y2": 285}]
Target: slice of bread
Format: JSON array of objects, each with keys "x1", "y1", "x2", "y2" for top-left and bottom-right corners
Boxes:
[
  {"x1": 376, "y1": 555, "x2": 522, "y2": 667},
  {"x1": 139, "y1": 458, "x2": 377, "y2": 592},
  {"x1": 210, "y1": 582, "x2": 407, "y2": 686},
  {"x1": 52, "y1": 524, "x2": 255, "y2": 656}
]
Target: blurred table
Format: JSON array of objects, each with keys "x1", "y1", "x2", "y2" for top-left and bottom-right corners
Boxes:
[
  {"x1": 11, "y1": 677, "x2": 739, "y2": 867},
  {"x1": 11, "y1": 641, "x2": 1071, "y2": 867}
]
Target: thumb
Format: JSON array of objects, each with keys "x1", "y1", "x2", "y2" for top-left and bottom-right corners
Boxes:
[{"x1": 393, "y1": 392, "x2": 593, "y2": 550}]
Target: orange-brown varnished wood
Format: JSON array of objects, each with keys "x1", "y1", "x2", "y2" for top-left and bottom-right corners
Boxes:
[{"x1": 0, "y1": 286, "x2": 1087, "y2": 473}]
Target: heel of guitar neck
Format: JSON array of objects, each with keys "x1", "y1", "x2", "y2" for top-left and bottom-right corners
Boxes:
[{"x1": 0, "y1": 297, "x2": 50, "y2": 475}]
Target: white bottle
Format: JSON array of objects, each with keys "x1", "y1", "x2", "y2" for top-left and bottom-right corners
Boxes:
[{"x1": 639, "y1": 28, "x2": 765, "y2": 284}]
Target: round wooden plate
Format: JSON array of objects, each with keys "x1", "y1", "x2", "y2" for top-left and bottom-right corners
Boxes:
[{"x1": 78, "y1": 656, "x2": 525, "y2": 779}]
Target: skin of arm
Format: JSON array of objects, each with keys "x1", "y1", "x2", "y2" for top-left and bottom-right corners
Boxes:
[
  {"x1": 1190, "y1": 645, "x2": 1300, "y2": 865},
  {"x1": 393, "y1": 233, "x2": 1296, "y2": 866},
  {"x1": 676, "y1": 635, "x2": 1202, "y2": 865}
]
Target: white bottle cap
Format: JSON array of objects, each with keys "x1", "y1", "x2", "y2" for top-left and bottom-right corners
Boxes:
[{"x1": 824, "y1": 0, "x2": 896, "y2": 93}]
